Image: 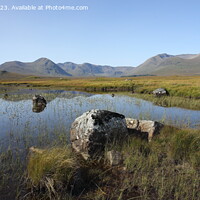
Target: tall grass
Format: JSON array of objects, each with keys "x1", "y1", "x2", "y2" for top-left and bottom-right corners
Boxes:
[
  {"x1": 130, "y1": 93, "x2": 200, "y2": 110},
  {"x1": 24, "y1": 126, "x2": 200, "y2": 200},
  {"x1": 27, "y1": 147, "x2": 76, "y2": 186}
]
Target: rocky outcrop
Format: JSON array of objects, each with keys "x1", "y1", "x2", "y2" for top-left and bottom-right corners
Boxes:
[
  {"x1": 152, "y1": 88, "x2": 168, "y2": 96},
  {"x1": 126, "y1": 118, "x2": 164, "y2": 141},
  {"x1": 70, "y1": 109, "x2": 128, "y2": 160}
]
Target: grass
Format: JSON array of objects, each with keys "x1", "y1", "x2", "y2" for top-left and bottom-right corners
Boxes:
[
  {"x1": 120, "y1": 127, "x2": 200, "y2": 200},
  {"x1": 1, "y1": 76, "x2": 200, "y2": 98},
  {"x1": 23, "y1": 146, "x2": 112, "y2": 200},
  {"x1": 1, "y1": 75, "x2": 200, "y2": 109},
  {"x1": 23, "y1": 126, "x2": 200, "y2": 200},
  {"x1": 0, "y1": 147, "x2": 25, "y2": 200},
  {"x1": 27, "y1": 147, "x2": 76, "y2": 186},
  {"x1": 129, "y1": 93, "x2": 200, "y2": 110}
]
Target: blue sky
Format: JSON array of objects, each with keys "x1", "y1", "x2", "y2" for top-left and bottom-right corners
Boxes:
[{"x1": 0, "y1": 0, "x2": 200, "y2": 66}]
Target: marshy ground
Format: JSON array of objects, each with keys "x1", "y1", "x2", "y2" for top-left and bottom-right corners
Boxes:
[
  {"x1": 0, "y1": 76, "x2": 199, "y2": 199},
  {"x1": 1, "y1": 75, "x2": 200, "y2": 110}
]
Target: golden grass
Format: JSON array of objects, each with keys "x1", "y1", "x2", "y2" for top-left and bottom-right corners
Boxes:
[
  {"x1": 1, "y1": 76, "x2": 200, "y2": 98},
  {"x1": 27, "y1": 147, "x2": 76, "y2": 186}
]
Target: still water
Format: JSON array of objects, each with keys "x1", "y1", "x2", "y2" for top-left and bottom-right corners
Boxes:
[{"x1": 0, "y1": 90, "x2": 200, "y2": 147}]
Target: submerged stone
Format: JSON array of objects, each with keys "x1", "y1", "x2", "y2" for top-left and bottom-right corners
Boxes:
[
  {"x1": 33, "y1": 94, "x2": 47, "y2": 105},
  {"x1": 32, "y1": 95, "x2": 47, "y2": 113}
]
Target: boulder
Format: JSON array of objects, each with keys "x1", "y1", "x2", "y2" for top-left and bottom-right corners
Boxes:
[
  {"x1": 152, "y1": 88, "x2": 168, "y2": 96},
  {"x1": 70, "y1": 109, "x2": 128, "y2": 160},
  {"x1": 126, "y1": 118, "x2": 164, "y2": 141}
]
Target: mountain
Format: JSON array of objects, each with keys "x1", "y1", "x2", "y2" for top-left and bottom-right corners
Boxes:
[
  {"x1": 57, "y1": 62, "x2": 132, "y2": 77},
  {"x1": 0, "y1": 58, "x2": 72, "y2": 77},
  {"x1": 1, "y1": 54, "x2": 200, "y2": 77},
  {"x1": 126, "y1": 53, "x2": 200, "y2": 76}
]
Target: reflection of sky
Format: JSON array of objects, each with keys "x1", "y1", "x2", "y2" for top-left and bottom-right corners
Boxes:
[{"x1": 0, "y1": 94, "x2": 200, "y2": 142}]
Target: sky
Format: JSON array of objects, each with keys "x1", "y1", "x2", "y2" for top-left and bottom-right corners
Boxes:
[{"x1": 0, "y1": 0, "x2": 200, "y2": 66}]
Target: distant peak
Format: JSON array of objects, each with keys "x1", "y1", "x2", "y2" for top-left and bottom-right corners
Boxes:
[
  {"x1": 157, "y1": 53, "x2": 173, "y2": 58},
  {"x1": 34, "y1": 57, "x2": 52, "y2": 62},
  {"x1": 82, "y1": 62, "x2": 93, "y2": 65}
]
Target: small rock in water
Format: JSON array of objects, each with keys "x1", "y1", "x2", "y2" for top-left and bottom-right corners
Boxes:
[
  {"x1": 32, "y1": 94, "x2": 47, "y2": 105},
  {"x1": 32, "y1": 95, "x2": 47, "y2": 113}
]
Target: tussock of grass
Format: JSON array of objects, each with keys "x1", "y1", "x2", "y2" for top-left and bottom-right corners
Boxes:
[
  {"x1": 27, "y1": 147, "x2": 76, "y2": 195},
  {"x1": 27, "y1": 147, "x2": 76, "y2": 186},
  {"x1": 25, "y1": 146, "x2": 111, "y2": 199},
  {"x1": 24, "y1": 146, "x2": 77, "y2": 199}
]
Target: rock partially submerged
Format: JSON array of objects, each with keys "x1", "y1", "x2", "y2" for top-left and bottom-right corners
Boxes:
[
  {"x1": 126, "y1": 118, "x2": 164, "y2": 141},
  {"x1": 153, "y1": 88, "x2": 168, "y2": 96},
  {"x1": 32, "y1": 95, "x2": 47, "y2": 113},
  {"x1": 70, "y1": 109, "x2": 128, "y2": 160},
  {"x1": 33, "y1": 95, "x2": 47, "y2": 106},
  {"x1": 32, "y1": 104, "x2": 46, "y2": 113}
]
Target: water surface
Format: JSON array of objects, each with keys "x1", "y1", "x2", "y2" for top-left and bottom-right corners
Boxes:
[{"x1": 0, "y1": 90, "x2": 200, "y2": 148}]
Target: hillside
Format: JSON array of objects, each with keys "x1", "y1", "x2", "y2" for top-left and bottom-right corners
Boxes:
[
  {"x1": 127, "y1": 53, "x2": 200, "y2": 76},
  {"x1": 0, "y1": 58, "x2": 72, "y2": 77},
  {"x1": 0, "y1": 70, "x2": 26, "y2": 80},
  {"x1": 57, "y1": 62, "x2": 132, "y2": 77}
]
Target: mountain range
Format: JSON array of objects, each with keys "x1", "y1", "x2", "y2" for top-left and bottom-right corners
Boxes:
[
  {"x1": 0, "y1": 53, "x2": 200, "y2": 77},
  {"x1": 126, "y1": 53, "x2": 200, "y2": 76}
]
